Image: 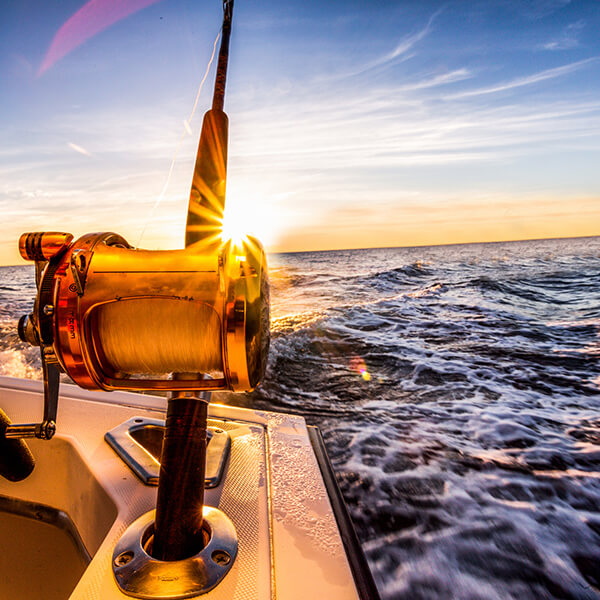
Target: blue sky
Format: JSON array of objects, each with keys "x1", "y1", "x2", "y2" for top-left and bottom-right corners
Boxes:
[{"x1": 1, "y1": 0, "x2": 599, "y2": 263}]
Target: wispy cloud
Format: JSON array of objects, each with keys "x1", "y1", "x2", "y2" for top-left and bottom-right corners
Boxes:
[
  {"x1": 398, "y1": 69, "x2": 472, "y2": 91},
  {"x1": 4, "y1": 1, "x2": 600, "y2": 259},
  {"x1": 541, "y1": 20, "x2": 585, "y2": 51},
  {"x1": 67, "y1": 142, "x2": 92, "y2": 156},
  {"x1": 512, "y1": 0, "x2": 572, "y2": 20},
  {"x1": 374, "y1": 9, "x2": 443, "y2": 66},
  {"x1": 335, "y1": 8, "x2": 444, "y2": 79},
  {"x1": 229, "y1": 95, "x2": 600, "y2": 174},
  {"x1": 444, "y1": 58, "x2": 598, "y2": 100}
]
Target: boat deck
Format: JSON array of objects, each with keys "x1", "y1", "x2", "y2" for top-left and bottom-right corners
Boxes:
[{"x1": 0, "y1": 376, "x2": 361, "y2": 600}]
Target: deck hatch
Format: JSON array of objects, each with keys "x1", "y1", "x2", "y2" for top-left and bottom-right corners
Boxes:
[{"x1": 105, "y1": 417, "x2": 230, "y2": 487}]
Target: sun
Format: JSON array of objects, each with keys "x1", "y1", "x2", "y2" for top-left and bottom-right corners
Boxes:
[
  {"x1": 220, "y1": 202, "x2": 248, "y2": 247},
  {"x1": 219, "y1": 184, "x2": 280, "y2": 249}
]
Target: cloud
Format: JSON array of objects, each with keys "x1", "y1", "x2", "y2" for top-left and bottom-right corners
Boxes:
[
  {"x1": 335, "y1": 8, "x2": 445, "y2": 79},
  {"x1": 68, "y1": 142, "x2": 92, "y2": 157},
  {"x1": 5, "y1": 2, "x2": 600, "y2": 258},
  {"x1": 377, "y1": 9, "x2": 442, "y2": 65},
  {"x1": 398, "y1": 69, "x2": 472, "y2": 91},
  {"x1": 227, "y1": 82, "x2": 600, "y2": 175},
  {"x1": 541, "y1": 20, "x2": 585, "y2": 51},
  {"x1": 511, "y1": 0, "x2": 572, "y2": 20},
  {"x1": 445, "y1": 58, "x2": 598, "y2": 100}
]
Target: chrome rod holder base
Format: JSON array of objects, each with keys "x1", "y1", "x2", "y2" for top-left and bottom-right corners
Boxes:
[{"x1": 112, "y1": 507, "x2": 238, "y2": 599}]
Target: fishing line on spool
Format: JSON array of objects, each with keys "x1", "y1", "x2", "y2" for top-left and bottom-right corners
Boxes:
[
  {"x1": 94, "y1": 298, "x2": 223, "y2": 376},
  {"x1": 137, "y1": 30, "x2": 221, "y2": 246}
]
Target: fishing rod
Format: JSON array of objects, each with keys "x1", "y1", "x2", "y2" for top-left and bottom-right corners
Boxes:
[
  {"x1": 212, "y1": 0, "x2": 233, "y2": 112},
  {"x1": 185, "y1": 0, "x2": 234, "y2": 249}
]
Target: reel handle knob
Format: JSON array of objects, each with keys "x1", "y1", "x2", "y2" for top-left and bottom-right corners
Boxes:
[
  {"x1": 18, "y1": 232, "x2": 73, "y2": 262},
  {"x1": 18, "y1": 314, "x2": 39, "y2": 346}
]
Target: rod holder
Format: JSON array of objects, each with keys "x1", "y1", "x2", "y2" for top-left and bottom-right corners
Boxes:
[
  {"x1": 111, "y1": 387, "x2": 239, "y2": 598},
  {"x1": 113, "y1": 507, "x2": 238, "y2": 599}
]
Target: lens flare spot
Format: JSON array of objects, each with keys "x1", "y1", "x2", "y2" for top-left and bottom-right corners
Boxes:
[{"x1": 350, "y1": 356, "x2": 371, "y2": 382}]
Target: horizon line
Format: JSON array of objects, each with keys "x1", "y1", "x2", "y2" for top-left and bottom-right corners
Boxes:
[
  {"x1": 2, "y1": 233, "x2": 599, "y2": 267},
  {"x1": 270, "y1": 233, "x2": 600, "y2": 256}
]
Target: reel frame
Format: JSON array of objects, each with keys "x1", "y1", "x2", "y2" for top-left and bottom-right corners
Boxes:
[{"x1": 18, "y1": 230, "x2": 269, "y2": 393}]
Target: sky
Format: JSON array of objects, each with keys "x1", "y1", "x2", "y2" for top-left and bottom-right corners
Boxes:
[{"x1": 1, "y1": 0, "x2": 600, "y2": 264}]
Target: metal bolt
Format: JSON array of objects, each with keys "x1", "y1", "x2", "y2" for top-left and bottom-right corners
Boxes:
[
  {"x1": 42, "y1": 421, "x2": 56, "y2": 440},
  {"x1": 211, "y1": 550, "x2": 231, "y2": 566},
  {"x1": 43, "y1": 304, "x2": 54, "y2": 315},
  {"x1": 115, "y1": 551, "x2": 134, "y2": 567}
]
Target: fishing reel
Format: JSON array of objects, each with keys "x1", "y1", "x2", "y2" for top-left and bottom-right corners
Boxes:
[{"x1": 13, "y1": 230, "x2": 270, "y2": 440}]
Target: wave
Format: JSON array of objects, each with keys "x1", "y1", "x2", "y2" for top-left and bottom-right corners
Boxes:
[{"x1": 2, "y1": 239, "x2": 600, "y2": 599}]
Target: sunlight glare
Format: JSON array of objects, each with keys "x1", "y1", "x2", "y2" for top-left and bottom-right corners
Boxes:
[
  {"x1": 219, "y1": 184, "x2": 279, "y2": 248},
  {"x1": 221, "y1": 202, "x2": 248, "y2": 247}
]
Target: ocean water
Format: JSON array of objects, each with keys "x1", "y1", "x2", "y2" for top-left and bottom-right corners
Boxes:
[{"x1": 1, "y1": 236, "x2": 600, "y2": 599}]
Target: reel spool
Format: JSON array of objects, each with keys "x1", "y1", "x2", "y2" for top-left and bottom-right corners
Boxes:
[{"x1": 18, "y1": 230, "x2": 270, "y2": 392}]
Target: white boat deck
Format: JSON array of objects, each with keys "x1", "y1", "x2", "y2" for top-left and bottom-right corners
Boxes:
[{"x1": 0, "y1": 375, "x2": 360, "y2": 600}]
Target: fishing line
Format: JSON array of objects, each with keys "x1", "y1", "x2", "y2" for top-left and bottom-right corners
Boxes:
[
  {"x1": 137, "y1": 30, "x2": 221, "y2": 246},
  {"x1": 94, "y1": 298, "x2": 223, "y2": 374}
]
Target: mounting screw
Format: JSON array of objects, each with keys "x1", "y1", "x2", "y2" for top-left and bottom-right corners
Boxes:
[
  {"x1": 211, "y1": 550, "x2": 231, "y2": 566},
  {"x1": 43, "y1": 304, "x2": 54, "y2": 315},
  {"x1": 115, "y1": 551, "x2": 134, "y2": 567},
  {"x1": 41, "y1": 420, "x2": 56, "y2": 440}
]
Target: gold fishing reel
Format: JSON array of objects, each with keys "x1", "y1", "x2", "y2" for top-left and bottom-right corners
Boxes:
[{"x1": 18, "y1": 231, "x2": 270, "y2": 393}]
